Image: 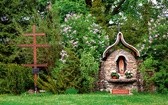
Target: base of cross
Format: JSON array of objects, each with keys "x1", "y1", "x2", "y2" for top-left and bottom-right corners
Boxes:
[
  {"x1": 32, "y1": 68, "x2": 40, "y2": 93},
  {"x1": 111, "y1": 89, "x2": 130, "y2": 94},
  {"x1": 27, "y1": 89, "x2": 46, "y2": 94}
]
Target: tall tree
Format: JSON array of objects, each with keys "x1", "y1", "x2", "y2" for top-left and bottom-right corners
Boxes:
[
  {"x1": 91, "y1": 0, "x2": 145, "y2": 46},
  {"x1": 139, "y1": 0, "x2": 168, "y2": 92},
  {"x1": 0, "y1": 0, "x2": 38, "y2": 63}
]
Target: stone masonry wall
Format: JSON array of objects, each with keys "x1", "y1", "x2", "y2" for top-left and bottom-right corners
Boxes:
[
  {"x1": 104, "y1": 49, "x2": 137, "y2": 80},
  {"x1": 99, "y1": 49, "x2": 138, "y2": 92}
]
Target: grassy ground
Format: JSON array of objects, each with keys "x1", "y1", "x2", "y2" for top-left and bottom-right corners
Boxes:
[{"x1": 0, "y1": 93, "x2": 168, "y2": 105}]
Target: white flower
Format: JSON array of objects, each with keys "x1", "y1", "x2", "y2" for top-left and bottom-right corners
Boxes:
[
  {"x1": 138, "y1": 3, "x2": 143, "y2": 6},
  {"x1": 105, "y1": 35, "x2": 109, "y2": 40},
  {"x1": 72, "y1": 30, "x2": 76, "y2": 34},
  {"x1": 149, "y1": 36, "x2": 153, "y2": 40},
  {"x1": 109, "y1": 20, "x2": 114, "y2": 24},
  {"x1": 119, "y1": 12, "x2": 122, "y2": 16},
  {"x1": 125, "y1": 70, "x2": 132, "y2": 73},
  {"x1": 155, "y1": 34, "x2": 159, "y2": 38},
  {"x1": 163, "y1": 35, "x2": 166, "y2": 38},
  {"x1": 111, "y1": 70, "x2": 116, "y2": 73},
  {"x1": 60, "y1": 50, "x2": 68, "y2": 63}
]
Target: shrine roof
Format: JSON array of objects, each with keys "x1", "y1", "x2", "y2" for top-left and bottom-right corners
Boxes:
[{"x1": 103, "y1": 32, "x2": 140, "y2": 58}]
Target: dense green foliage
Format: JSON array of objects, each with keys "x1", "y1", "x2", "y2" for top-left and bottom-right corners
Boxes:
[
  {"x1": 0, "y1": 0, "x2": 168, "y2": 94},
  {"x1": 53, "y1": 0, "x2": 88, "y2": 22},
  {"x1": 38, "y1": 48, "x2": 99, "y2": 93},
  {"x1": 60, "y1": 12, "x2": 109, "y2": 60},
  {"x1": 0, "y1": 63, "x2": 32, "y2": 94},
  {"x1": 140, "y1": 15, "x2": 168, "y2": 93},
  {"x1": 15, "y1": 10, "x2": 62, "y2": 69},
  {"x1": 0, "y1": 0, "x2": 39, "y2": 94},
  {"x1": 0, "y1": 0, "x2": 42, "y2": 64},
  {"x1": 79, "y1": 50, "x2": 99, "y2": 92},
  {"x1": 38, "y1": 48, "x2": 80, "y2": 94},
  {"x1": 37, "y1": 0, "x2": 108, "y2": 94}
]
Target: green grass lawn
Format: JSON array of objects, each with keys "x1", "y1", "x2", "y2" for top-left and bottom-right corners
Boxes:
[{"x1": 0, "y1": 93, "x2": 168, "y2": 105}]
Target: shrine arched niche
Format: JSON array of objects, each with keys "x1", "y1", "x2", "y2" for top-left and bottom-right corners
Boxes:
[{"x1": 116, "y1": 55, "x2": 127, "y2": 74}]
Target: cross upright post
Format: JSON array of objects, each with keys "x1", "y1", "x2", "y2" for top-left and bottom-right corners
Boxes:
[{"x1": 19, "y1": 25, "x2": 49, "y2": 93}]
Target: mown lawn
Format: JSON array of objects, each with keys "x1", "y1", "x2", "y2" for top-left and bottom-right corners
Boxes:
[{"x1": 0, "y1": 93, "x2": 168, "y2": 105}]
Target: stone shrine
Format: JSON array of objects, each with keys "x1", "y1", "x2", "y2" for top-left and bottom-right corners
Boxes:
[{"x1": 99, "y1": 32, "x2": 140, "y2": 94}]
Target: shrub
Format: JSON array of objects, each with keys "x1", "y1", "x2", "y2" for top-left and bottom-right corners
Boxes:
[
  {"x1": 154, "y1": 60, "x2": 168, "y2": 93},
  {"x1": 60, "y1": 12, "x2": 109, "y2": 61},
  {"x1": 65, "y1": 87, "x2": 78, "y2": 94},
  {"x1": 38, "y1": 48, "x2": 81, "y2": 94},
  {"x1": 0, "y1": 63, "x2": 33, "y2": 94},
  {"x1": 139, "y1": 56, "x2": 158, "y2": 92},
  {"x1": 140, "y1": 16, "x2": 168, "y2": 93},
  {"x1": 79, "y1": 49, "x2": 99, "y2": 93}
]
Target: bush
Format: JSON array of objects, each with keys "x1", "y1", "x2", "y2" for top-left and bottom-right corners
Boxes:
[
  {"x1": 140, "y1": 16, "x2": 168, "y2": 93},
  {"x1": 0, "y1": 63, "x2": 33, "y2": 94},
  {"x1": 38, "y1": 48, "x2": 81, "y2": 94},
  {"x1": 65, "y1": 87, "x2": 78, "y2": 94},
  {"x1": 60, "y1": 12, "x2": 109, "y2": 61},
  {"x1": 139, "y1": 56, "x2": 158, "y2": 92},
  {"x1": 79, "y1": 49, "x2": 99, "y2": 93},
  {"x1": 154, "y1": 60, "x2": 168, "y2": 93}
]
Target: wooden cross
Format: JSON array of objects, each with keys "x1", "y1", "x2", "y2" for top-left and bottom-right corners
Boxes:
[{"x1": 19, "y1": 25, "x2": 49, "y2": 93}]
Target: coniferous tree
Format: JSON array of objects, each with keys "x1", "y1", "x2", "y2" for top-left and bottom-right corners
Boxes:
[{"x1": 0, "y1": 0, "x2": 38, "y2": 63}]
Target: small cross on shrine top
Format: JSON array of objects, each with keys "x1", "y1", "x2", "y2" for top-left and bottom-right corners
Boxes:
[{"x1": 118, "y1": 22, "x2": 121, "y2": 32}]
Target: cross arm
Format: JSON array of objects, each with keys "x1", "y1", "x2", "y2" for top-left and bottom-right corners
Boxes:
[
  {"x1": 24, "y1": 33, "x2": 45, "y2": 36},
  {"x1": 22, "y1": 64, "x2": 48, "y2": 67},
  {"x1": 18, "y1": 44, "x2": 50, "y2": 47}
]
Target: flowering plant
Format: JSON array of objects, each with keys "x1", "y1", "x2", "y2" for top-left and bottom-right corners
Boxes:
[
  {"x1": 125, "y1": 70, "x2": 133, "y2": 79},
  {"x1": 111, "y1": 71, "x2": 119, "y2": 79},
  {"x1": 61, "y1": 13, "x2": 109, "y2": 61}
]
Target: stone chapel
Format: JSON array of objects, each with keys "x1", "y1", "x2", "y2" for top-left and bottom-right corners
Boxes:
[{"x1": 99, "y1": 32, "x2": 140, "y2": 94}]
